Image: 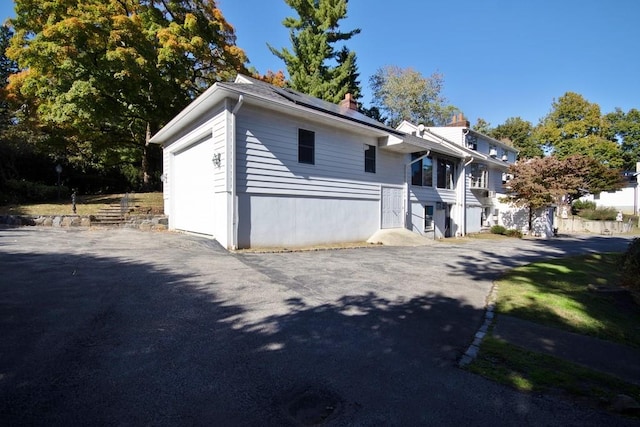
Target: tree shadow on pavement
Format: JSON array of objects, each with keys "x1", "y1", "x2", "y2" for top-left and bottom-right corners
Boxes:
[
  {"x1": 445, "y1": 235, "x2": 633, "y2": 282},
  {"x1": 0, "y1": 233, "x2": 634, "y2": 426}
]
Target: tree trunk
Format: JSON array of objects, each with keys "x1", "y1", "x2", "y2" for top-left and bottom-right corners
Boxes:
[{"x1": 528, "y1": 204, "x2": 533, "y2": 234}]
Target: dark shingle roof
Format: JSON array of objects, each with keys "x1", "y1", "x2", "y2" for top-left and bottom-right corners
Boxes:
[{"x1": 218, "y1": 75, "x2": 400, "y2": 134}]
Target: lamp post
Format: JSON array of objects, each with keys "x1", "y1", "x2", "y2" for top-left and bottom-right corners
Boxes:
[{"x1": 55, "y1": 164, "x2": 62, "y2": 200}]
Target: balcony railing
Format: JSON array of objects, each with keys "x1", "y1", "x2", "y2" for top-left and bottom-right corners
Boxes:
[{"x1": 469, "y1": 175, "x2": 487, "y2": 189}]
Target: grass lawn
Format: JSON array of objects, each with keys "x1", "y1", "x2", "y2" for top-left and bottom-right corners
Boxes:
[
  {"x1": 495, "y1": 253, "x2": 640, "y2": 347},
  {"x1": 0, "y1": 192, "x2": 164, "y2": 216},
  {"x1": 466, "y1": 252, "x2": 640, "y2": 413},
  {"x1": 468, "y1": 336, "x2": 640, "y2": 403}
]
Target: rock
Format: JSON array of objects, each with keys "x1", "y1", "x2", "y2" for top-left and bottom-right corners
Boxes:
[
  {"x1": 52, "y1": 216, "x2": 62, "y2": 227},
  {"x1": 153, "y1": 216, "x2": 168, "y2": 226},
  {"x1": 609, "y1": 394, "x2": 640, "y2": 414},
  {"x1": 43, "y1": 217, "x2": 53, "y2": 227},
  {"x1": 81, "y1": 217, "x2": 91, "y2": 227},
  {"x1": 139, "y1": 221, "x2": 153, "y2": 231}
]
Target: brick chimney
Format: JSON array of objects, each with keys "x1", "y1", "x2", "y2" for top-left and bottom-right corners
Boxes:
[
  {"x1": 339, "y1": 93, "x2": 358, "y2": 111},
  {"x1": 447, "y1": 113, "x2": 470, "y2": 127}
]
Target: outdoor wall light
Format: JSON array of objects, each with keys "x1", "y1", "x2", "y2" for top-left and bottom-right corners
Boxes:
[{"x1": 212, "y1": 152, "x2": 221, "y2": 168}]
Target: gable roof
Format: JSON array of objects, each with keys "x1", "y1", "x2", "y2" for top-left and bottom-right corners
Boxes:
[{"x1": 150, "y1": 74, "x2": 403, "y2": 145}]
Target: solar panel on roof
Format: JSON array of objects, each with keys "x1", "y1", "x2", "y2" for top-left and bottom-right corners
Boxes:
[{"x1": 272, "y1": 86, "x2": 394, "y2": 131}]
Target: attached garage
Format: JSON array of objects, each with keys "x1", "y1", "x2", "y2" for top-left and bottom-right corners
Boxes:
[{"x1": 171, "y1": 135, "x2": 216, "y2": 236}]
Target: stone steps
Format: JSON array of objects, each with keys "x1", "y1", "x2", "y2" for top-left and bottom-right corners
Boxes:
[{"x1": 93, "y1": 204, "x2": 126, "y2": 226}]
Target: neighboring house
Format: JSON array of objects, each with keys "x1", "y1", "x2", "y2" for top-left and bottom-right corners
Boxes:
[
  {"x1": 150, "y1": 75, "x2": 519, "y2": 249},
  {"x1": 579, "y1": 163, "x2": 640, "y2": 215},
  {"x1": 397, "y1": 116, "x2": 518, "y2": 237}
]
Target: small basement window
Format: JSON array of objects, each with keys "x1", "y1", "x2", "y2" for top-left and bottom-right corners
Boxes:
[
  {"x1": 298, "y1": 129, "x2": 315, "y2": 164},
  {"x1": 364, "y1": 144, "x2": 376, "y2": 173}
]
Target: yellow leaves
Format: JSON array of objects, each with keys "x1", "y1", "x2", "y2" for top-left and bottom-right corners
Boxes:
[
  {"x1": 184, "y1": 13, "x2": 197, "y2": 31},
  {"x1": 6, "y1": 69, "x2": 32, "y2": 99},
  {"x1": 224, "y1": 45, "x2": 248, "y2": 63}
]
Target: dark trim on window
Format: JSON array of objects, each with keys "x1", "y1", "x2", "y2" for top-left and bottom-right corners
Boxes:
[
  {"x1": 364, "y1": 144, "x2": 376, "y2": 173},
  {"x1": 298, "y1": 129, "x2": 315, "y2": 164}
]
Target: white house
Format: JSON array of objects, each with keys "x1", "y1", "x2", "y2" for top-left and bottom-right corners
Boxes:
[
  {"x1": 397, "y1": 116, "x2": 518, "y2": 236},
  {"x1": 150, "y1": 75, "x2": 518, "y2": 249},
  {"x1": 579, "y1": 163, "x2": 640, "y2": 215}
]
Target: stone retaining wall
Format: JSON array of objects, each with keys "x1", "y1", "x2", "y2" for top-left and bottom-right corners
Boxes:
[
  {"x1": 556, "y1": 216, "x2": 635, "y2": 235},
  {"x1": 0, "y1": 214, "x2": 168, "y2": 231}
]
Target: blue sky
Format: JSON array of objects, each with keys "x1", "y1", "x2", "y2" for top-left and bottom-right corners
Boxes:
[{"x1": 3, "y1": 1, "x2": 639, "y2": 127}]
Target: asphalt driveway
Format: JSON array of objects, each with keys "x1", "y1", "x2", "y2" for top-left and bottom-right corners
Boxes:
[{"x1": 0, "y1": 226, "x2": 635, "y2": 425}]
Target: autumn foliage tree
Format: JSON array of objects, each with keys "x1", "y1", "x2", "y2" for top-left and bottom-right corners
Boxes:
[
  {"x1": 7, "y1": 0, "x2": 247, "y2": 189},
  {"x1": 606, "y1": 107, "x2": 640, "y2": 171},
  {"x1": 504, "y1": 154, "x2": 623, "y2": 231},
  {"x1": 533, "y1": 92, "x2": 623, "y2": 168},
  {"x1": 491, "y1": 117, "x2": 542, "y2": 159}
]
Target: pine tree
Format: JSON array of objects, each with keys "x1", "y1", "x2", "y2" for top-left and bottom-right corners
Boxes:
[{"x1": 269, "y1": 0, "x2": 361, "y2": 104}]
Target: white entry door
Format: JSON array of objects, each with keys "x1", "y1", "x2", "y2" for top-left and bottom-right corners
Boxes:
[
  {"x1": 172, "y1": 137, "x2": 216, "y2": 236},
  {"x1": 381, "y1": 186, "x2": 404, "y2": 229}
]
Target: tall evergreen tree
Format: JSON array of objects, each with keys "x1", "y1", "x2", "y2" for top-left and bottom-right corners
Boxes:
[{"x1": 269, "y1": 0, "x2": 361, "y2": 104}]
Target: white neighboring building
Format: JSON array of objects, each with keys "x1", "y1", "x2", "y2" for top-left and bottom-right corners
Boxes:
[
  {"x1": 579, "y1": 163, "x2": 640, "y2": 215},
  {"x1": 414, "y1": 116, "x2": 517, "y2": 234}
]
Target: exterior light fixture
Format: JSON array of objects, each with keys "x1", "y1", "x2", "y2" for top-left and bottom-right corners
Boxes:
[{"x1": 212, "y1": 152, "x2": 221, "y2": 168}]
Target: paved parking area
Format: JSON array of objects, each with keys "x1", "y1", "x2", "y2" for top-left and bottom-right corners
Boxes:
[{"x1": 0, "y1": 227, "x2": 635, "y2": 425}]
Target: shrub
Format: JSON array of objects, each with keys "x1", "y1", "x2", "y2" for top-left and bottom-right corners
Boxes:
[
  {"x1": 1, "y1": 179, "x2": 67, "y2": 203},
  {"x1": 490, "y1": 225, "x2": 506, "y2": 235},
  {"x1": 505, "y1": 229, "x2": 523, "y2": 238},
  {"x1": 572, "y1": 199, "x2": 596, "y2": 214},
  {"x1": 578, "y1": 207, "x2": 618, "y2": 221},
  {"x1": 620, "y1": 238, "x2": 640, "y2": 291}
]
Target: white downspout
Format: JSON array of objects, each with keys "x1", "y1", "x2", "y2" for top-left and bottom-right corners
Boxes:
[
  {"x1": 405, "y1": 151, "x2": 431, "y2": 231},
  {"x1": 461, "y1": 157, "x2": 474, "y2": 236},
  {"x1": 230, "y1": 95, "x2": 244, "y2": 250}
]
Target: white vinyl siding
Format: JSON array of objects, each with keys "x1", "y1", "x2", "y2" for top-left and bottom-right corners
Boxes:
[{"x1": 235, "y1": 106, "x2": 403, "y2": 199}]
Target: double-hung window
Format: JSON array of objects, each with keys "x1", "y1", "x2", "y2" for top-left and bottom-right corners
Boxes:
[
  {"x1": 364, "y1": 144, "x2": 376, "y2": 173},
  {"x1": 298, "y1": 129, "x2": 315, "y2": 164}
]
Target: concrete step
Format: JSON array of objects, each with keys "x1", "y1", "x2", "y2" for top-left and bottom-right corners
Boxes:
[{"x1": 93, "y1": 204, "x2": 126, "y2": 225}]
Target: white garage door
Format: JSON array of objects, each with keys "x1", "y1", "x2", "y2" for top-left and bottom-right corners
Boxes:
[
  {"x1": 172, "y1": 137, "x2": 216, "y2": 236},
  {"x1": 381, "y1": 186, "x2": 404, "y2": 229}
]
